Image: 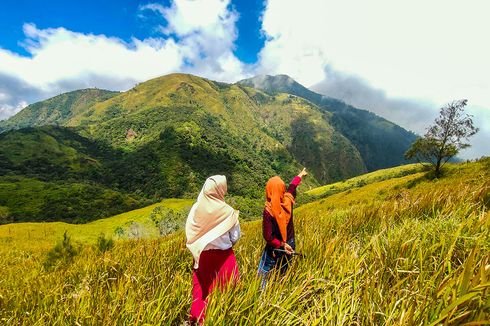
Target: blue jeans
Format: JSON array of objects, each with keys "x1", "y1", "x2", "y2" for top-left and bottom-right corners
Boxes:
[{"x1": 257, "y1": 238, "x2": 295, "y2": 288}]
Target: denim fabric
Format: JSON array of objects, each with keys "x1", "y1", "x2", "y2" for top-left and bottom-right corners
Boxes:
[{"x1": 257, "y1": 238, "x2": 295, "y2": 288}]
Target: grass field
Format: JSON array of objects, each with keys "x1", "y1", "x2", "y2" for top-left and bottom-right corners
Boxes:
[
  {"x1": 298, "y1": 163, "x2": 423, "y2": 204},
  {"x1": 0, "y1": 198, "x2": 193, "y2": 252},
  {"x1": 0, "y1": 160, "x2": 489, "y2": 324}
]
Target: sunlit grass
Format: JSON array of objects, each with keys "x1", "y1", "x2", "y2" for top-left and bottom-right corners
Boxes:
[
  {"x1": 0, "y1": 198, "x2": 193, "y2": 252},
  {"x1": 299, "y1": 163, "x2": 423, "y2": 204},
  {"x1": 0, "y1": 160, "x2": 489, "y2": 324}
]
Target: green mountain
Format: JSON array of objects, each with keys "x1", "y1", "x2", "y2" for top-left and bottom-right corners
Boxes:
[
  {"x1": 0, "y1": 126, "x2": 112, "y2": 181},
  {"x1": 1, "y1": 73, "x2": 370, "y2": 223},
  {"x1": 74, "y1": 74, "x2": 364, "y2": 186},
  {"x1": 0, "y1": 88, "x2": 119, "y2": 133},
  {"x1": 0, "y1": 126, "x2": 150, "y2": 223},
  {"x1": 238, "y1": 75, "x2": 418, "y2": 171}
]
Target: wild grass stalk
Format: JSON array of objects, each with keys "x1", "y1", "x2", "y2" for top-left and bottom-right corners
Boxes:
[{"x1": 0, "y1": 160, "x2": 488, "y2": 324}]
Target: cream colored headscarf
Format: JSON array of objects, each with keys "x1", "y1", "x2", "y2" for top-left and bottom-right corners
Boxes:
[{"x1": 185, "y1": 175, "x2": 239, "y2": 269}]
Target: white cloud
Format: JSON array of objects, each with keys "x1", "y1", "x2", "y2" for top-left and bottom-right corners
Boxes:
[
  {"x1": 311, "y1": 66, "x2": 437, "y2": 134},
  {"x1": 0, "y1": 25, "x2": 183, "y2": 88},
  {"x1": 142, "y1": 0, "x2": 233, "y2": 36},
  {"x1": 0, "y1": 0, "x2": 247, "y2": 121},
  {"x1": 0, "y1": 100, "x2": 27, "y2": 121},
  {"x1": 1, "y1": 0, "x2": 488, "y2": 158},
  {"x1": 259, "y1": 0, "x2": 490, "y2": 105},
  {"x1": 258, "y1": 0, "x2": 490, "y2": 158},
  {"x1": 140, "y1": 0, "x2": 246, "y2": 81}
]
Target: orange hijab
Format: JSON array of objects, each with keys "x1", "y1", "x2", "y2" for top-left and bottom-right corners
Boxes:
[{"x1": 265, "y1": 176, "x2": 295, "y2": 241}]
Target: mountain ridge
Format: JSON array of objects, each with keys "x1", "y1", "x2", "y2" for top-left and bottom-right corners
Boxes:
[
  {"x1": 238, "y1": 74, "x2": 418, "y2": 171},
  {"x1": 0, "y1": 73, "x2": 372, "y2": 223},
  {"x1": 0, "y1": 88, "x2": 119, "y2": 132}
]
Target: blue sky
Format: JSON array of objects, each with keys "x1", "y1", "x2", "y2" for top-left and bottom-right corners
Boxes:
[
  {"x1": 0, "y1": 0, "x2": 265, "y2": 63},
  {"x1": 0, "y1": 0, "x2": 489, "y2": 158}
]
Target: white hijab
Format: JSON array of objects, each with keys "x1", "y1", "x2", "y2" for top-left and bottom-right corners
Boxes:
[{"x1": 185, "y1": 175, "x2": 239, "y2": 268}]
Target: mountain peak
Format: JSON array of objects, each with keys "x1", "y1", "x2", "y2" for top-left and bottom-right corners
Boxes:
[
  {"x1": 142, "y1": 72, "x2": 221, "y2": 87},
  {"x1": 238, "y1": 74, "x2": 323, "y2": 106},
  {"x1": 238, "y1": 74, "x2": 300, "y2": 92}
]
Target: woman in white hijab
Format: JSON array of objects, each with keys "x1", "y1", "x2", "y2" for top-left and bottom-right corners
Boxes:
[{"x1": 185, "y1": 175, "x2": 240, "y2": 324}]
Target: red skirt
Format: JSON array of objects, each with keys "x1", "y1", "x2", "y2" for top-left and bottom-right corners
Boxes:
[{"x1": 190, "y1": 248, "x2": 239, "y2": 324}]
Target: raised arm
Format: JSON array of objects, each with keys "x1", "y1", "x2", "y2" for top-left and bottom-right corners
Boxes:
[{"x1": 287, "y1": 168, "x2": 307, "y2": 198}]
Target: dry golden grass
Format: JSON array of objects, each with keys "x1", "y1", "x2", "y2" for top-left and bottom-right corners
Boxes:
[{"x1": 0, "y1": 160, "x2": 489, "y2": 324}]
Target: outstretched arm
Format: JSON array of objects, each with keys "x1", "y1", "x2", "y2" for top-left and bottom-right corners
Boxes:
[{"x1": 287, "y1": 168, "x2": 307, "y2": 197}]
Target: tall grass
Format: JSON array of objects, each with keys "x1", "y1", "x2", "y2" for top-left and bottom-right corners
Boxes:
[
  {"x1": 0, "y1": 198, "x2": 193, "y2": 252},
  {"x1": 0, "y1": 161, "x2": 489, "y2": 324}
]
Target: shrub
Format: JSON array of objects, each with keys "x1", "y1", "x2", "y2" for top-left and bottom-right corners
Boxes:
[
  {"x1": 226, "y1": 195, "x2": 263, "y2": 221},
  {"x1": 96, "y1": 233, "x2": 114, "y2": 253},
  {"x1": 43, "y1": 231, "x2": 78, "y2": 270},
  {"x1": 150, "y1": 206, "x2": 189, "y2": 236},
  {"x1": 0, "y1": 206, "x2": 11, "y2": 224},
  {"x1": 114, "y1": 226, "x2": 124, "y2": 237}
]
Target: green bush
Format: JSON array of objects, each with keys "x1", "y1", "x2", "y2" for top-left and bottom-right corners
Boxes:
[
  {"x1": 43, "y1": 231, "x2": 78, "y2": 271},
  {"x1": 113, "y1": 226, "x2": 124, "y2": 237},
  {"x1": 96, "y1": 233, "x2": 114, "y2": 253},
  {"x1": 0, "y1": 206, "x2": 11, "y2": 224},
  {"x1": 226, "y1": 195, "x2": 263, "y2": 221},
  {"x1": 149, "y1": 206, "x2": 190, "y2": 236},
  {"x1": 0, "y1": 176, "x2": 150, "y2": 223}
]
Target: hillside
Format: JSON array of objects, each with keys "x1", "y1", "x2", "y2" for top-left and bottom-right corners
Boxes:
[
  {"x1": 0, "y1": 126, "x2": 153, "y2": 223},
  {"x1": 0, "y1": 198, "x2": 192, "y2": 251},
  {"x1": 0, "y1": 126, "x2": 113, "y2": 181},
  {"x1": 298, "y1": 163, "x2": 423, "y2": 204},
  {"x1": 70, "y1": 73, "x2": 365, "y2": 186},
  {"x1": 0, "y1": 89, "x2": 119, "y2": 132},
  {"x1": 0, "y1": 74, "x2": 370, "y2": 223},
  {"x1": 0, "y1": 160, "x2": 488, "y2": 324},
  {"x1": 239, "y1": 75, "x2": 418, "y2": 171}
]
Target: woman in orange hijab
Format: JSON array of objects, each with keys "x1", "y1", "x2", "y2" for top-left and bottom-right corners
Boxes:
[{"x1": 258, "y1": 168, "x2": 307, "y2": 287}]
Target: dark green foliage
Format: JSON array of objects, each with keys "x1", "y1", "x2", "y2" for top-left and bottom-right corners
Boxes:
[
  {"x1": 0, "y1": 126, "x2": 116, "y2": 183},
  {"x1": 226, "y1": 195, "x2": 263, "y2": 221},
  {"x1": 239, "y1": 75, "x2": 418, "y2": 171},
  {"x1": 43, "y1": 231, "x2": 78, "y2": 270},
  {"x1": 96, "y1": 233, "x2": 114, "y2": 253},
  {"x1": 405, "y1": 100, "x2": 479, "y2": 177},
  {"x1": 0, "y1": 206, "x2": 11, "y2": 224},
  {"x1": 0, "y1": 176, "x2": 150, "y2": 223},
  {"x1": 38, "y1": 184, "x2": 146, "y2": 223},
  {"x1": 114, "y1": 226, "x2": 124, "y2": 237},
  {"x1": 327, "y1": 104, "x2": 417, "y2": 171}
]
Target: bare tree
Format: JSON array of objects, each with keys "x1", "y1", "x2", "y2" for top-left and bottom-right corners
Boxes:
[{"x1": 405, "y1": 99, "x2": 479, "y2": 177}]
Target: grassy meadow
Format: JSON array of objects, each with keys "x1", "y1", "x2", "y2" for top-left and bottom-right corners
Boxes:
[
  {"x1": 0, "y1": 160, "x2": 489, "y2": 324},
  {"x1": 298, "y1": 163, "x2": 423, "y2": 204},
  {"x1": 0, "y1": 199, "x2": 192, "y2": 252}
]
